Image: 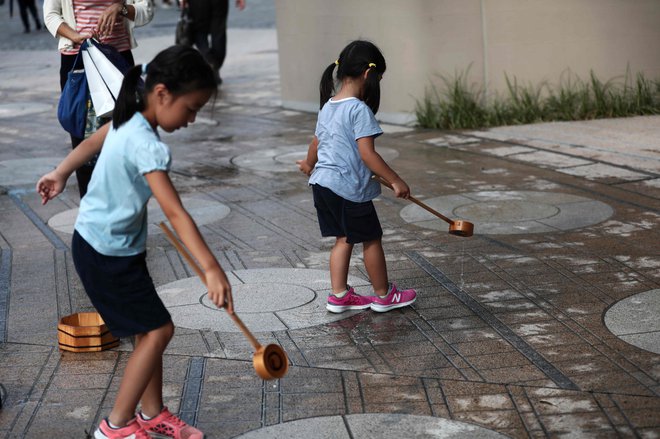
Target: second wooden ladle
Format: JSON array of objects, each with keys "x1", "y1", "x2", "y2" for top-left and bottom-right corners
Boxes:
[
  {"x1": 159, "y1": 222, "x2": 289, "y2": 380},
  {"x1": 373, "y1": 175, "x2": 474, "y2": 237}
]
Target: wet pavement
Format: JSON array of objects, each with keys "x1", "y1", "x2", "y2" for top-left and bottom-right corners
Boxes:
[{"x1": 1, "y1": 2, "x2": 659, "y2": 438}]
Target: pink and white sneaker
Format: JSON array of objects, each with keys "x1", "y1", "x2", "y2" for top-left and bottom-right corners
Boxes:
[
  {"x1": 370, "y1": 283, "x2": 417, "y2": 312},
  {"x1": 137, "y1": 407, "x2": 204, "y2": 439},
  {"x1": 94, "y1": 418, "x2": 151, "y2": 439},
  {"x1": 326, "y1": 286, "x2": 374, "y2": 313}
]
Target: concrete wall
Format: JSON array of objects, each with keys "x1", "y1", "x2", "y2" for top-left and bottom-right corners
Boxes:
[{"x1": 274, "y1": 0, "x2": 660, "y2": 125}]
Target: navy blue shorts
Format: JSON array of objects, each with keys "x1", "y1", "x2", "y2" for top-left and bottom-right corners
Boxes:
[
  {"x1": 312, "y1": 184, "x2": 383, "y2": 244},
  {"x1": 72, "y1": 230, "x2": 171, "y2": 338}
]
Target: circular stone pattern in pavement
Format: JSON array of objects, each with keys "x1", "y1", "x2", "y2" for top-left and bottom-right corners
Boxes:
[
  {"x1": 604, "y1": 289, "x2": 660, "y2": 354},
  {"x1": 200, "y1": 283, "x2": 316, "y2": 313},
  {"x1": 157, "y1": 268, "x2": 373, "y2": 332},
  {"x1": 48, "y1": 196, "x2": 230, "y2": 235},
  {"x1": 234, "y1": 414, "x2": 508, "y2": 438},
  {"x1": 231, "y1": 145, "x2": 399, "y2": 173},
  {"x1": 400, "y1": 190, "x2": 613, "y2": 235}
]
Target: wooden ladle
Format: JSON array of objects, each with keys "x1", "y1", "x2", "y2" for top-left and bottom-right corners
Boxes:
[
  {"x1": 373, "y1": 175, "x2": 474, "y2": 237},
  {"x1": 158, "y1": 222, "x2": 289, "y2": 380}
]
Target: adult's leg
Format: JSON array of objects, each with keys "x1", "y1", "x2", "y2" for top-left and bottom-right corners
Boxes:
[
  {"x1": 119, "y1": 49, "x2": 135, "y2": 67},
  {"x1": 69, "y1": 135, "x2": 93, "y2": 197},
  {"x1": 193, "y1": 30, "x2": 210, "y2": 57},
  {"x1": 108, "y1": 321, "x2": 175, "y2": 426},
  {"x1": 25, "y1": 0, "x2": 41, "y2": 29},
  {"x1": 17, "y1": 0, "x2": 30, "y2": 32},
  {"x1": 59, "y1": 54, "x2": 78, "y2": 90},
  {"x1": 188, "y1": 0, "x2": 212, "y2": 59},
  {"x1": 208, "y1": 0, "x2": 229, "y2": 81},
  {"x1": 362, "y1": 238, "x2": 389, "y2": 296},
  {"x1": 330, "y1": 237, "x2": 354, "y2": 295}
]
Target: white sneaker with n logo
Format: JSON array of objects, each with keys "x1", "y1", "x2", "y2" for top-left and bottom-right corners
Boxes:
[{"x1": 371, "y1": 283, "x2": 417, "y2": 312}]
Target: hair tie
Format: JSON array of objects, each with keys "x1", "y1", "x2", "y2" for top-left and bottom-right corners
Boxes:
[
  {"x1": 334, "y1": 59, "x2": 339, "y2": 66},
  {"x1": 368, "y1": 63, "x2": 376, "y2": 68},
  {"x1": 141, "y1": 63, "x2": 148, "y2": 75}
]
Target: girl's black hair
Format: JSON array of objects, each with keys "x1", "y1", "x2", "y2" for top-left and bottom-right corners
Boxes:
[
  {"x1": 113, "y1": 45, "x2": 217, "y2": 128},
  {"x1": 319, "y1": 40, "x2": 386, "y2": 114}
]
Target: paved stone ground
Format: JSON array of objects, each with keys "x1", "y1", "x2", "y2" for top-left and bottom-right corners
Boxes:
[{"x1": 1, "y1": 2, "x2": 659, "y2": 438}]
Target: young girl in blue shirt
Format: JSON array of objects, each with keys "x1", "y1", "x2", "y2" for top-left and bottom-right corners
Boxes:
[
  {"x1": 297, "y1": 40, "x2": 417, "y2": 314},
  {"x1": 37, "y1": 45, "x2": 229, "y2": 439}
]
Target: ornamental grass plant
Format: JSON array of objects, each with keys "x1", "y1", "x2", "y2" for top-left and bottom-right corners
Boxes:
[{"x1": 415, "y1": 67, "x2": 660, "y2": 130}]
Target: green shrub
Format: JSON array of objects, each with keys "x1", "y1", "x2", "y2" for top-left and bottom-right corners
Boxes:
[{"x1": 415, "y1": 67, "x2": 660, "y2": 129}]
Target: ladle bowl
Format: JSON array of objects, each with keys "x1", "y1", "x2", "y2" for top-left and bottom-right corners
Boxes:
[
  {"x1": 254, "y1": 344, "x2": 289, "y2": 380},
  {"x1": 449, "y1": 220, "x2": 474, "y2": 237}
]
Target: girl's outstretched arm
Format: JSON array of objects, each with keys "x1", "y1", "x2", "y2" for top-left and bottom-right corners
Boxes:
[
  {"x1": 357, "y1": 136, "x2": 410, "y2": 198},
  {"x1": 36, "y1": 122, "x2": 111, "y2": 204},
  {"x1": 296, "y1": 136, "x2": 318, "y2": 176},
  {"x1": 146, "y1": 171, "x2": 234, "y2": 314}
]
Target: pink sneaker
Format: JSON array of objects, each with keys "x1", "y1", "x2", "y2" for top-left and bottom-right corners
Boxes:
[
  {"x1": 94, "y1": 418, "x2": 151, "y2": 439},
  {"x1": 326, "y1": 286, "x2": 374, "y2": 313},
  {"x1": 137, "y1": 407, "x2": 204, "y2": 439},
  {"x1": 371, "y1": 283, "x2": 417, "y2": 312}
]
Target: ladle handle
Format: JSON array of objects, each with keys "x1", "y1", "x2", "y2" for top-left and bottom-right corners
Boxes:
[
  {"x1": 158, "y1": 222, "x2": 263, "y2": 351},
  {"x1": 226, "y1": 313, "x2": 261, "y2": 350},
  {"x1": 159, "y1": 222, "x2": 205, "y2": 279},
  {"x1": 373, "y1": 175, "x2": 454, "y2": 226}
]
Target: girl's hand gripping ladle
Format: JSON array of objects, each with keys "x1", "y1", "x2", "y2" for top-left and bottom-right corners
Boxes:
[
  {"x1": 373, "y1": 175, "x2": 474, "y2": 237},
  {"x1": 158, "y1": 222, "x2": 289, "y2": 380}
]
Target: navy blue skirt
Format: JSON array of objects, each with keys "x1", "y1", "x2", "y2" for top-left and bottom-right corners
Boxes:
[{"x1": 72, "y1": 230, "x2": 171, "y2": 338}]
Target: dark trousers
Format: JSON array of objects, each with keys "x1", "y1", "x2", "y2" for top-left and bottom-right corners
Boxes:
[
  {"x1": 18, "y1": 0, "x2": 41, "y2": 32},
  {"x1": 189, "y1": 0, "x2": 228, "y2": 77},
  {"x1": 59, "y1": 50, "x2": 135, "y2": 198}
]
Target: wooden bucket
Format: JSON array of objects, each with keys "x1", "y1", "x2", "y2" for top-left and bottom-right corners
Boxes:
[{"x1": 57, "y1": 312, "x2": 119, "y2": 353}]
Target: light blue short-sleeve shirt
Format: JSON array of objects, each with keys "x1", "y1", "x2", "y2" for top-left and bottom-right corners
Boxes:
[
  {"x1": 75, "y1": 113, "x2": 171, "y2": 256},
  {"x1": 309, "y1": 97, "x2": 383, "y2": 202}
]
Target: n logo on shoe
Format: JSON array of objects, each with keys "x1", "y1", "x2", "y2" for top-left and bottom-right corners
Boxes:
[{"x1": 392, "y1": 292, "x2": 401, "y2": 303}]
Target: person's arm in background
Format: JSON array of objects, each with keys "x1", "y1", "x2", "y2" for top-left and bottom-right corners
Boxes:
[
  {"x1": 97, "y1": 0, "x2": 154, "y2": 37},
  {"x1": 129, "y1": 0, "x2": 155, "y2": 26},
  {"x1": 54, "y1": 22, "x2": 89, "y2": 45},
  {"x1": 44, "y1": 0, "x2": 90, "y2": 45}
]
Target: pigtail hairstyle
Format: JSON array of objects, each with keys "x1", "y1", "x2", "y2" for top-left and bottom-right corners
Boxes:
[
  {"x1": 113, "y1": 65, "x2": 144, "y2": 128},
  {"x1": 319, "y1": 40, "x2": 386, "y2": 114},
  {"x1": 319, "y1": 62, "x2": 337, "y2": 109},
  {"x1": 113, "y1": 45, "x2": 217, "y2": 128}
]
